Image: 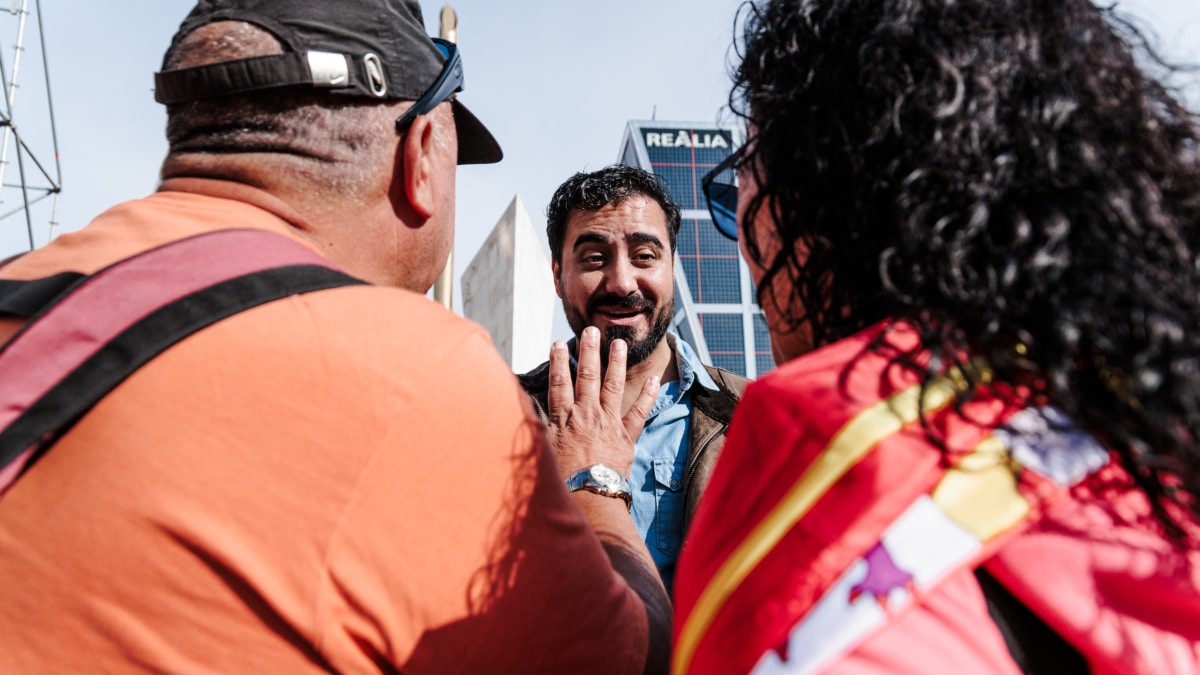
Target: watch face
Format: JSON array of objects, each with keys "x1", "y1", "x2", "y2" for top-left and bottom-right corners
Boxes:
[{"x1": 591, "y1": 465, "x2": 621, "y2": 486}]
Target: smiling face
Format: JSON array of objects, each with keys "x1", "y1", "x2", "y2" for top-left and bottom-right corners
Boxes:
[{"x1": 553, "y1": 196, "x2": 676, "y2": 367}]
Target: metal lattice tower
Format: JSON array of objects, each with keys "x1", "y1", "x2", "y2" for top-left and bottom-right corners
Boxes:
[{"x1": 0, "y1": 0, "x2": 61, "y2": 252}]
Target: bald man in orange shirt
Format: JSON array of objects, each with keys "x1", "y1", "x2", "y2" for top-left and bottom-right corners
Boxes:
[{"x1": 0, "y1": 1, "x2": 669, "y2": 673}]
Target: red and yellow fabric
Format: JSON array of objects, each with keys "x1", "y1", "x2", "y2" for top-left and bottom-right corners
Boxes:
[{"x1": 672, "y1": 322, "x2": 1200, "y2": 675}]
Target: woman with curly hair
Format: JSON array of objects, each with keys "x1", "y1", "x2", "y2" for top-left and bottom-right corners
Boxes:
[{"x1": 673, "y1": 0, "x2": 1200, "y2": 673}]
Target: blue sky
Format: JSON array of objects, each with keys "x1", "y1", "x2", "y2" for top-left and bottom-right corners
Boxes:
[{"x1": 0, "y1": 1, "x2": 1197, "y2": 336}]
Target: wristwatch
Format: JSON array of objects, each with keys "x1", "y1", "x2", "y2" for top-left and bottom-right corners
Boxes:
[{"x1": 565, "y1": 464, "x2": 633, "y2": 511}]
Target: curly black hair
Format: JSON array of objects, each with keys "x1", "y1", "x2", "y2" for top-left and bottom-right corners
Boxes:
[
  {"x1": 545, "y1": 164, "x2": 682, "y2": 264},
  {"x1": 734, "y1": 0, "x2": 1200, "y2": 538}
]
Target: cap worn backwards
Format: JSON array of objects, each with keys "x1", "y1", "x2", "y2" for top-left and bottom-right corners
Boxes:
[{"x1": 154, "y1": 0, "x2": 502, "y2": 165}]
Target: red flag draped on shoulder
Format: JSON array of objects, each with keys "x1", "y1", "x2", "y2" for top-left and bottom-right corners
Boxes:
[{"x1": 672, "y1": 322, "x2": 1016, "y2": 675}]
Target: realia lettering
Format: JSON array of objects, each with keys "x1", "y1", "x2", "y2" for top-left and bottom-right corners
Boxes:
[{"x1": 643, "y1": 129, "x2": 730, "y2": 149}]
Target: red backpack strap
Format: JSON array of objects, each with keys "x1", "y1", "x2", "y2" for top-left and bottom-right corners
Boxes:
[{"x1": 0, "y1": 229, "x2": 364, "y2": 495}]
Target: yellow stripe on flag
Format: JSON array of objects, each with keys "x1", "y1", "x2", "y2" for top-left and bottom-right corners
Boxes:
[
  {"x1": 673, "y1": 373, "x2": 964, "y2": 675},
  {"x1": 930, "y1": 434, "x2": 1029, "y2": 541}
]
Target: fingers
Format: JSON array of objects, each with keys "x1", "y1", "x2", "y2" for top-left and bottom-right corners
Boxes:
[
  {"x1": 600, "y1": 338, "x2": 627, "y2": 415},
  {"x1": 622, "y1": 375, "x2": 661, "y2": 441},
  {"x1": 546, "y1": 340, "x2": 572, "y2": 426},
  {"x1": 544, "y1": 325, "x2": 650, "y2": 479},
  {"x1": 575, "y1": 326, "x2": 602, "y2": 405}
]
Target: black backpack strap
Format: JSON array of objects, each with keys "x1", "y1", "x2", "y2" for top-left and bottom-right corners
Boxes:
[
  {"x1": 0, "y1": 273, "x2": 86, "y2": 317},
  {"x1": 974, "y1": 566, "x2": 1090, "y2": 674},
  {"x1": 0, "y1": 230, "x2": 364, "y2": 494}
]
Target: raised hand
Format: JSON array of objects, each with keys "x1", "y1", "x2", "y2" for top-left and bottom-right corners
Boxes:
[{"x1": 545, "y1": 326, "x2": 660, "y2": 478}]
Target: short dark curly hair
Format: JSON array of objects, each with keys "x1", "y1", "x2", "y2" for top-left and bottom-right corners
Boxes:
[
  {"x1": 545, "y1": 165, "x2": 682, "y2": 264},
  {"x1": 735, "y1": 0, "x2": 1200, "y2": 538}
]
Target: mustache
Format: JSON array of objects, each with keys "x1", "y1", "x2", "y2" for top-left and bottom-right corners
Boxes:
[{"x1": 588, "y1": 293, "x2": 654, "y2": 314}]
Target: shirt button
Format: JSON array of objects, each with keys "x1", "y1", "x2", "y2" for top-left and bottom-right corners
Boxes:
[{"x1": 670, "y1": 479, "x2": 680, "y2": 488}]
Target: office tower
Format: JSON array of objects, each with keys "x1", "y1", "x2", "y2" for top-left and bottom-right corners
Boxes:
[{"x1": 618, "y1": 120, "x2": 771, "y2": 378}]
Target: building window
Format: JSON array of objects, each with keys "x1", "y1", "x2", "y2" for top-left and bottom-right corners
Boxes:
[{"x1": 699, "y1": 313, "x2": 745, "y2": 374}]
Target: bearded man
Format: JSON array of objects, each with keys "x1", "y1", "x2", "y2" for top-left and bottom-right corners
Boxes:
[{"x1": 519, "y1": 165, "x2": 750, "y2": 593}]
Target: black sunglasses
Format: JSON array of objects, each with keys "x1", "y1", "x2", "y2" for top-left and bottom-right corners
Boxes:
[
  {"x1": 395, "y1": 38, "x2": 464, "y2": 133},
  {"x1": 701, "y1": 148, "x2": 742, "y2": 241}
]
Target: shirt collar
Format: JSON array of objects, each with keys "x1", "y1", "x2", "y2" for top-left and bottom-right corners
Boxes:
[{"x1": 668, "y1": 332, "x2": 719, "y2": 392}]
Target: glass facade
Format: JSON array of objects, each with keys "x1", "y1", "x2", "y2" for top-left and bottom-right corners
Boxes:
[
  {"x1": 618, "y1": 121, "x2": 771, "y2": 378},
  {"x1": 752, "y1": 314, "x2": 775, "y2": 380}
]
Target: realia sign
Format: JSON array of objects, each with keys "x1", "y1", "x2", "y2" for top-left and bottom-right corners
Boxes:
[{"x1": 643, "y1": 129, "x2": 730, "y2": 149}]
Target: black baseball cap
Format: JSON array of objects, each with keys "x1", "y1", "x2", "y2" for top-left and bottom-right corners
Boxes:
[{"x1": 154, "y1": 0, "x2": 503, "y2": 165}]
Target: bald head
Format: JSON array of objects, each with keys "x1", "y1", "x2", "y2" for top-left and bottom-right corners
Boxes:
[
  {"x1": 156, "y1": 19, "x2": 459, "y2": 292},
  {"x1": 164, "y1": 20, "x2": 284, "y2": 70}
]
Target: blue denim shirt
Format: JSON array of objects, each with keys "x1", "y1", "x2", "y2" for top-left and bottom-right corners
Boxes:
[
  {"x1": 628, "y1": 337, "x2": 717, "y2": 593},
  {"x1": 567, "y1": 336, "x2": 717, "y2": 591}
]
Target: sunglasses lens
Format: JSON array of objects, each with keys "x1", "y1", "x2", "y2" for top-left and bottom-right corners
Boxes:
[
  {"x1": 703, "y1": 149, "x2": 741, "y2": 241},
  {"x1": 705, "y1": 180, "x2": 739, "y2": 241}
]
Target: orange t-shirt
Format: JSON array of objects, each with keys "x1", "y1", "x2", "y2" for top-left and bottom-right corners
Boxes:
[{"x1": 0, "y1": 188, "x2": 648, "y2": 673}]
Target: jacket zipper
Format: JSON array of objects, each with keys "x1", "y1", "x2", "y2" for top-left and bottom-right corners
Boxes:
[
  {"x1": 681, "y1": 423, "x2": 724, "y2": 505},
  {"x1": 528, "y1": 392, "x2": 549, "y2": 424}
]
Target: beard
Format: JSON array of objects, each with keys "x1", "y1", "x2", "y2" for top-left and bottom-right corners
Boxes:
[
  {"x1": 563, "y1": 292, "x2": 674, "y2": 368},
  {"x1": 602, "y1": 310, "x2": 672, "y2": 366}
]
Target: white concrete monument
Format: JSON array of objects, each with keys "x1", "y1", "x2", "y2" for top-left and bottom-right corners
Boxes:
[{"x1": 461, "y1": 195, "x2": 556, "y2": 373}]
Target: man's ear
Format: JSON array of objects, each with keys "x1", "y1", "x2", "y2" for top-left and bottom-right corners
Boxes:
[
  {"x1": 400, "y1": 114, "x2": 438, "y2": 219},
  {"x1": 552, "y1": 259, "x2": 564, "y2": 298}
]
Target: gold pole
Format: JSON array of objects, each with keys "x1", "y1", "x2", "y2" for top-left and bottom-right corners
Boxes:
[
  {"x1": 439, "y1": 4, "x2": 458, "y2": 42},
  {"x1": 432, "y1": 4, "x2": 458, "y2": 309}
]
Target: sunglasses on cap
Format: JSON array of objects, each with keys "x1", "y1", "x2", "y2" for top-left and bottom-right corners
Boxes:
[
  {"x1": 701, "y1": 148, "x2": 742, "y2": 241},
  {"x1": 396, "y1": 38, "x2": 463, "y2": 133}
]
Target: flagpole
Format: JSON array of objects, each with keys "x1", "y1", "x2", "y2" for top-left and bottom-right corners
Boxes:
[{"x1": 432, "y1": 4, "x2": 457, "y2": 310}]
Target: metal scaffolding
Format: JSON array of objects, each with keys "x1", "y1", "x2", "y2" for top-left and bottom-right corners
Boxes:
[{"x1": 0, "y1": 0, "x2": 61, "y2": 251}]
